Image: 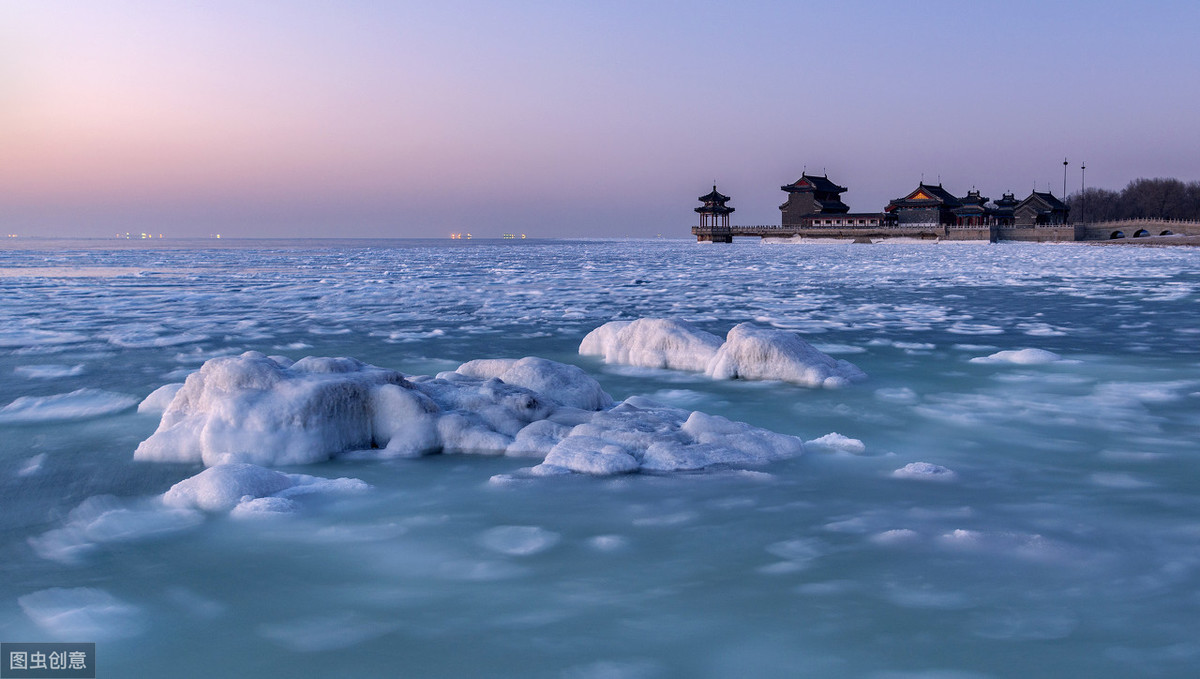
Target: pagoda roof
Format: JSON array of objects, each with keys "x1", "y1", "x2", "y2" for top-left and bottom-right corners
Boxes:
[
  {"x1": 959, "y1": 189, "x2": 989, "y2": 206},
  {"x1": 1022, "y1": 190, "x2": 1067, "y2": 211},
  {"x1": 782, "y1": 173, "x2": 847, "y2": 194},
  {"x1": 698, "y1": 186, "x2": 732, "y2": 203},
  {"x1": 889, "y1": 182, "x2": 962, "y2": 208},
  {"x1": 993, "y1": 192, "x2": 1019, "y2": 208},
  {"x1": 695, "y1": 205, "x2": 734, "y2": 214}
]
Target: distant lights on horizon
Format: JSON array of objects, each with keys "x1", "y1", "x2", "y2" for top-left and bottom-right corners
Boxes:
[{"x1": 117, "y1": 232, "x2": 166, "y2": 239}]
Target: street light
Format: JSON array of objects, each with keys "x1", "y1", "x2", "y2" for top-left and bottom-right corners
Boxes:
[
  {"x1": 1062, "y1": 158, "x2": 1068, "y2": 200},
  {"x1": 1080, "y1": 162, "x2": 1086, "y2": 223}
]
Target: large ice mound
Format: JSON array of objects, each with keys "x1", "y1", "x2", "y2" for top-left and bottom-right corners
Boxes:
[
  {"x1": 579, "y1": 319, "x2": 723, "y2": 372},
  {"x1": 135, "y1": 352, "x2": 805, "y2": 475},
  {"x1": 707, "y1": 323, "x2": 866, "y2": 387},
  {"x1": 581, "y1": 319, "x2": 866, "y2": 387}
]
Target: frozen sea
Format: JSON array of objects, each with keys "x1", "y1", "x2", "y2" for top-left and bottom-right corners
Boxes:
[{"x1": 1, "y1": 237, "x2": 1199, "y2": 678}]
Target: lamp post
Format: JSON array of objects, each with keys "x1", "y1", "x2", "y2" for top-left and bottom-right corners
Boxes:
[
  {"x1": 1062, "y1": 158, "x2": 1068, "y2": 201},
  {"x1": 1080, "y1": 162, "x2": 1086, "y2": 223}
]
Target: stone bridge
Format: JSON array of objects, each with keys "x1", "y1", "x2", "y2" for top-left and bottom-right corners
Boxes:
[
  {"x1": 693, "y1": 219, "x2": 1200, "y2": 243},
  {"x1": 1076, "y1": 219, "x2": 1200, "y2": 240}
]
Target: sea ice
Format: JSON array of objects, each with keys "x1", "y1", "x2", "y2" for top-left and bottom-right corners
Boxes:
[
  {"x1": 581, "y1": 318, "x2": 865, "y2": 387},
  {"x1": 970, "y1": 348, "x2": 1066, "y2": 365},
  {"x1": 453, "y1": 356, "x2": 613, "y2": 410},
  {"x1": 28, "y1": 495, "x2": 204, "y2": 564},
  {"x1": 137, "y1": 383, "x2": 184, "y2": 414},
  {"x1": 706, "y1": 323, "x2": 867, "y2": 387},
  {"x1": 135, "y1": 352, "x2": 411, "y2": 466},
  {"x1": 14, "y1": 364, "x2": 85, "y2": 378},
  {"x1": 892, "y1": 462, "x2": 958, "y2": 482},
  {"x1": 135, "y1": 353, "x2": 806, "y2": 475},
  {"x1": 161, "y1": 463, "x2": 370, "y2": 513},
  {"x1": 804, "y1": 432, "x2": 866, "y2": 454},
  {"x1": 579, "y1": 318, "x2": 723, "y2": 372},
  {"x1": 0, "y1": 389, "x2": 138, "y2": 423},
  {"x1": 478, "y1": 525, "x2": 560, "y2": 556},
  {"x1": 18, "y1": 587, "x2": 146, "y2": 641}
]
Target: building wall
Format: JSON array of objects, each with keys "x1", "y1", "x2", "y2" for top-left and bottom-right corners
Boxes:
[
  {"x1": 780, "y1": 193, "x2": 819, "y2": 225},
  {"x1": 897, "y1": 207, "x2": 943, "y2": 226},
  {"x1": 995, "y1": 226, "x2": 1076, "y2": 242}
]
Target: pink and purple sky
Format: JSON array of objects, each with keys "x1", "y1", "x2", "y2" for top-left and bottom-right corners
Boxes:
[{"x1": 3, "y1": 1, "x2": 1198, "y2": 238}]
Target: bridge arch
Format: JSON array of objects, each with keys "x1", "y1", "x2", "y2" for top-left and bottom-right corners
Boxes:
[
  {"x1": 1110, "y1": 231, "x2": 1125, "y2": 239},
  {"x1": 1161, "y1": 230, "x2": 1174, "y2": 236},
  {"x1": 1133, "y1": 229, "x2": 1150, "y2": 237}
]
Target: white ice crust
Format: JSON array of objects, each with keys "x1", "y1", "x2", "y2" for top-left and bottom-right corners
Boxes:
[
  {"x1": 579, "y1": 319, "x2": 723, "y2": 372},
  {"x1": 0, "y1": 389, "x2": 138, "y2": 423},
  {"x1": 135, "y1": 352, "x2": 805, "y2": 475},
  {"x1": 162, "y1": 463, "x2": 370, "y2": 512},
  {"x1": 970, "y1": 348, "x2": 1066, "y2": 365},
  {"x1": 892, "y1": 462, "x2": 958, "y2": 481},
  {"x1": 581, "y1": 319, "x2": 865, "y2": 387},
  {"x1": 804, "y1": 432, "x2": 866, "y2": 454},
  {"x1": 706, "y1": 323, "x2": 867, "y2": 387}
]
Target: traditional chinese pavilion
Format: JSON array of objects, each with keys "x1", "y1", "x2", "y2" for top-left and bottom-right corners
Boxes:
[{"x1": 695, "y1": 185, "x2": 735, "y2": 229}]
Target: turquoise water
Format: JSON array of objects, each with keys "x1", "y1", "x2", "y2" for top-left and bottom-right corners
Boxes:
[{"x1": 1, "y1": 239, "x2": 1198, "y2": 678}]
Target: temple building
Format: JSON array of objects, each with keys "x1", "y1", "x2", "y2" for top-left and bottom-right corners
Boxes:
[
  {"x1": 991, "y1": 193, "x2": 1019, "y2": 226},
  {"x1": 884, "y1": 183, "x2": 963, "y2": 226},
  {"x1": 779, "y1": 173, "x2": 849, "y2": 225},
  {"x1": 1014, "y1": 191, "x2": 1070, "y2": 227},
  {"x1": 692, "y1": 171, "x2": 1089, "y2": 242}
]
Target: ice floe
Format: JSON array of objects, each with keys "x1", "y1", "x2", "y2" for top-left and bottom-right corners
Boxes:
[
  {"x1": 18, "y1": 587, "x2": 146, "y2": 641},
  {"x1": 14, "y1": 364, "x2": 85, "y2": 378},
  {"x1": 135, "y1": 352, "x2": 806, "y2": 475},
  {"x1": 579, "y1": 318, "x2": 723, "y2": 372},
  {"x1": 706, "y1": 323, "x2": 867, "y2": 387},
  {"x1": 29, "y1": 465, "x2": 370, "y2": 563},
  {"x1": 970, "y1": 348, "x2": 1068, "y2": 365},
  {"x1": 0, "y1": 389, "x2": 138, "y2": 423},
  {"x1": 804, "y1": 432, "x2": 866, "y2": 454},
  {"x1": 581, "y1": 318, "x2": 865, "y2": 387},
  {"x1": 478, "y1": 525, "x2": 560, "y2": 556},
  {"x1": 892, "y1": 462, "x2": 958, "y2": 482},
  {"x1": 28, "y1": 495, "x2": 204, "y2": 564},
  {"x1": 162, "y1": 463, "x2": 370, "y2": 513}
]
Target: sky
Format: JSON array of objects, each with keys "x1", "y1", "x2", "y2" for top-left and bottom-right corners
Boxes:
[{"x1": 2, "y1": 0, "x2": 1199, "y2": 238}]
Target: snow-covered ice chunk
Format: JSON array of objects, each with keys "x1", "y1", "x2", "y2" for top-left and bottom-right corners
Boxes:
[
  {"x1": 454, "y1": 356, "x2": 612, "y2": 410},
  {"x1": 135, "y1": 352, "x2": 408, "y2": 466},
  {"x1": 706, "y1": 323, "x2": 866, "y2": 387},
  {"x1": 137, "y1": 383, "x2": 184, "y2": 414},
  {"x1": 804, "y1": 432, "x2": 866, "y2": 454},
  {"x1": 0, "y1": 389, "x2": 137, "y2": 423},
  {"x1": 892, "y1": 462, "x2": 958, "y2": 482},
  {"x1": 970, "y1": 348, "x2": 1066, "y2": 365},
  {"x1": 541, "y1": 435, "x2": 641, "y2": 476},
  {"x1": 580, "y1": 318, "x2": 723, "y2": 372},
  {"x1": 162, "y1": 464, "x2": 296, "y2": 512},
  {"x1": 533, "y1": 397, "x2": 804, "y2": 476},
  {"x1": 135, "y1": 352, "x2": 808, "y2": 476},
  {"x1": 162, "y1": 463, "x2": 369, "y2": 513},
  {"x1": 18, "y1": 588, "x2": 146, "y2": 641}
]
